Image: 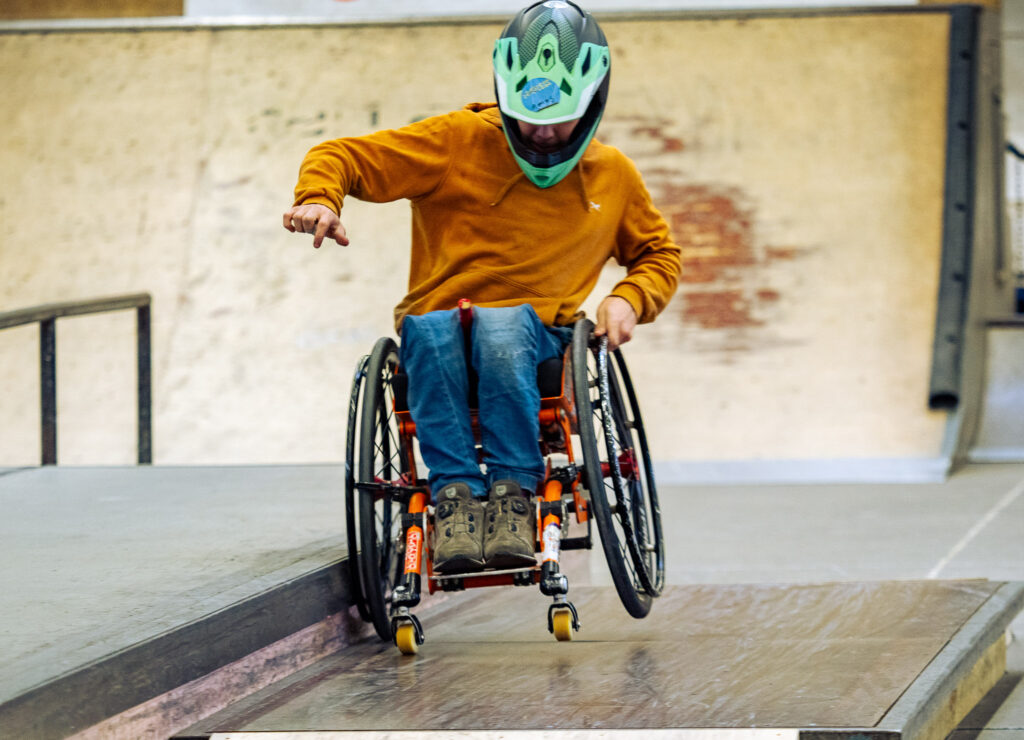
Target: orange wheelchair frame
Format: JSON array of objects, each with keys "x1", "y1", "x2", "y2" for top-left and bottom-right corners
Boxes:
[{"x1": 345, "y1": 302, "x2": 664, "y2": 655}]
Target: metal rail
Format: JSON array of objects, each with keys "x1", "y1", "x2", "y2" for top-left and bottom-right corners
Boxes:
[{"x1": 0, "y1": 293, "x2": 152, "y2": 465}]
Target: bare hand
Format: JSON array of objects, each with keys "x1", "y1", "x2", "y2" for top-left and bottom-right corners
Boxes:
[
  {"x1": 594, "y1": 295, "x2": 638, "y2": 351},
  {"x1": 282, "y1": 203, "x2": 349, "y2": 248}
]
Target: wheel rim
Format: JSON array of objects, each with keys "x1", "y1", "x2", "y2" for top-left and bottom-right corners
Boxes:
[
  {"x1": 590, "y1": 343, "x2": 661, "y2": 596},
  {"x1": 572, "y1": 321, "x2": 652, "y2": 618},
  {"x1": 603, "y1": 350, "x2": 664, "y2": 596},
  {"x1": 345, "y1": 355, "x2": 372, "y2": 622},
  {"x1": 611, "y1": 350, "x2": 665, "y2": 595},
  {"x1": 358, "y1": 339, "x2": 408, "y2": 641}
]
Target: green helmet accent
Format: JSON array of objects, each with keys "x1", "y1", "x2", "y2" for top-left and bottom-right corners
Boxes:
[{"x1": 493, "y1": 1, "x2": 611, "y2": 188}]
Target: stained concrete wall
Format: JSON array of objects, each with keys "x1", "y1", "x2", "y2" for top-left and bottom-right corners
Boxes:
[
  {"x1": 0, "y1": 11, "x2": 970, "y2": 476},
  {"x1": 0, "y1": 0, "x2": 182, "y2": 21}
]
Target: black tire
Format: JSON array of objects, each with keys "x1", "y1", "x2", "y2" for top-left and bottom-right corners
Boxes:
[
  {"x1": 357, "y1": 337, "x2": 408, "y2": 641},
  {"x1": 607, "y1": 346, "x2": 665, "y2": 596},
  {"x1": 572, "y1": 319, "x2": 664, "y2": 618},
  {"x1": 344, "y1": 355, "x2": 372, "y2": 622}
]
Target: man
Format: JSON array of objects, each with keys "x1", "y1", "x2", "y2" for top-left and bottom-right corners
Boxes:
[{"x1": 283, "y1": 0, "x2": 681, "y2": 574}]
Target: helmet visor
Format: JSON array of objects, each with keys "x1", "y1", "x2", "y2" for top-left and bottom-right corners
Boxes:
[{"x1": 500, "y1": 90, "x2": 604, "y2": 169}]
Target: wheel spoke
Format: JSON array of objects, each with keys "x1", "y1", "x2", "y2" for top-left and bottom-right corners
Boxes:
[
  {"x1": 588, "y1": 344, "x2": 661, "y2": 596},
  {"x1": 572, "y1": 322, "x2": 664, "y2": 616}
]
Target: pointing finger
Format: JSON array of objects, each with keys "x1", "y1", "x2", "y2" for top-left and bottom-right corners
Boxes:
[
  {"x1": 332, "y1": 227, "x2": 350, "y2": 247},
  {"x1": 313, "y1": 217, "x2": 329, "y2": 249}
]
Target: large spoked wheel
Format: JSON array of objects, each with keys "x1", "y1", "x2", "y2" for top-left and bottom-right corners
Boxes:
[
  {"x1": 356, "y1": 337, "x2": 409, "y2": 641},
  {"x1": 344, "y1": 355, "x2": 372, "y2": 623},
  {"x1": 572, "y1": 319, "x2": 665, "y2": 618}
]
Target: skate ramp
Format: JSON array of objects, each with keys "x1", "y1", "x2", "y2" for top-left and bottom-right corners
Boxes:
[
  {"x1": 4, "y1": 463, "x2": 1024, "y2": 739},
  {"x1": 177, "y1": 582, "x2": 1024, "y2": 740},
  {"x1": 971, "y1": 322, "x2": 1024, "y2": 462}
]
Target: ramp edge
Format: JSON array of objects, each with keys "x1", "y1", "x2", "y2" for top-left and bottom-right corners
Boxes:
[
  {"x1": 69, "y1": 573, "x2": 470, "y2": 740},
  {"x1": 873, "y1": 580, "x2": 1024, "y2": 740},
  {"x1": 70, "y1": 610, "x2": 367, "y2": 740},
  {"x1": 206, "y1": 732, "x2": 802, "y2": 740},
  {"x1": 0, "y1": 558, "x2": 354, "y2": 740}
]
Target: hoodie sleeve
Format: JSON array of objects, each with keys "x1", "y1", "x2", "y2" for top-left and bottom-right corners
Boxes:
[
  {"x1": 610, "y1": 159, "x2": 682, "y2": 324},
  {"x1": 292, "y1": 112, "x2": 458, "y2": 214}
]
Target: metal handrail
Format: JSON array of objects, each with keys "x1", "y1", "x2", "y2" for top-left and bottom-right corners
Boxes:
[{"x1": 0, "y1": 293, "x2": 152, "y2": 465}]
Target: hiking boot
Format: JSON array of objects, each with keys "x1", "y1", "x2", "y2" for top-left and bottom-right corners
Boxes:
[
  {"x1": 483, "y1": 480, "x2": 537, "y2": 570},
  {"x1": 432, "y1": 483, "x2": 485, "y2": 574}
]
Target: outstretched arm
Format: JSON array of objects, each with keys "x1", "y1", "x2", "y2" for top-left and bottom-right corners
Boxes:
[{"x1": 282, "y1": 203, "x2": 349, "y2": 249}]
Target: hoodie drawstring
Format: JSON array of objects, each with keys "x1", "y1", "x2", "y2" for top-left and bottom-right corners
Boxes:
[
  {"x1": 489, "y1": 162, "x2": 590, "y2": 209},
  {"x1": 490, "y1": 170, "x2": 526, "y2": 206}
]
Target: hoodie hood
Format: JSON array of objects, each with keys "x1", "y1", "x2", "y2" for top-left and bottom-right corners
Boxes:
[
  {"x1": 464, "y1": 101, "x2": 503, "y2": 126},
  {"x1": 464, "y1": 102, "x2": 590, "y2": 209}
]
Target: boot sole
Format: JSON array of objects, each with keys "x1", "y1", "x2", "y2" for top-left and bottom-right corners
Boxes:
[
  {"x1": 433, "y1": 555, "x2": 486, "y2": 574},
  {"x1": 484, "y1": 551, "x2": 537, "y2": 570}
]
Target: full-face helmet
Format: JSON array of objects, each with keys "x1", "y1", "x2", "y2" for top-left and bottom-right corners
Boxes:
[{"x1": 493, "y1": 1, "x2": 611, "y2": 188}]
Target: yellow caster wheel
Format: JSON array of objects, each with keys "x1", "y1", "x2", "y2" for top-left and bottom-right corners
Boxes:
[
  {"x1": 395, "y1": 622, "x2": 420, "y2": 655},
  {"x1": 552, "y1": 609, "x2": 574, "y2": 642}
]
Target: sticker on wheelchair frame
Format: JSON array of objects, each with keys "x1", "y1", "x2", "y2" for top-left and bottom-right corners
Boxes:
[
  {"x1": 404, "y1": 527, "x2": 423, "y2": 573},
  {"x1": 521, "y1": 77, "x2": 560, "y2": 112},
  {"x1": 542, "y1": 522, "x2": 561, "y2": 563}
]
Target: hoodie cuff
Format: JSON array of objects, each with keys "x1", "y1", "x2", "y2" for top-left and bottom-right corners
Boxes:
[
  {"x1": 294, "y1": 197, "x2": 340, "y2": 214},
  {"x1": 609, "y1": 284, "x2": 647, "y2": 323}
]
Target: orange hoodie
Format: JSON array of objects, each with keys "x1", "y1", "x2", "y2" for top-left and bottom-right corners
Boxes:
[{"x1": 294, "y1": 103, "x2": 681, "y2": 330}]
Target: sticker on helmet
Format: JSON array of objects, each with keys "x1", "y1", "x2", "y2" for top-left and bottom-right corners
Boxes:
[{"x1": 521, "y1": 77, "x2": 560, "y2": 112}]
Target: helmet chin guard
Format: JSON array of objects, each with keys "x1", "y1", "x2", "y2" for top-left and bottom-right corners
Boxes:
[{"x1": 493, "y1": 0, "x2": 611, "y2": 188}]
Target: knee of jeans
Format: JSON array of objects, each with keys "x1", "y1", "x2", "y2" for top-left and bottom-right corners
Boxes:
[
  {"x1": 472, "y1": 305, "x2": 538, "y2": 352},
  {"x1": 400, "y1": 310, "x2": 461, "y2": 360}
]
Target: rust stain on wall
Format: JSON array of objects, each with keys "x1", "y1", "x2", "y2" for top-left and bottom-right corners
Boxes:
[
  {"x1": 630, "y1": 126, "x2": 686, "y2": 153},
  {"x1": 765, "y1": 246, "x2": 802, "y2": 260},
  {"x1": 684, "y1": 290, "x2": 762, "y2": 330},
  {"x1": 649, "y1": 182, "x2": 803, "y2": 332},
  {"x1": 606, "y1": 115, "x2": 687, "y2": 155},
  {"x1": 605, "y1": 115, "x2": 813, "y2": 342},
  {"x1": 660, "y1": 184, "x2": 756, "y2": 285}
]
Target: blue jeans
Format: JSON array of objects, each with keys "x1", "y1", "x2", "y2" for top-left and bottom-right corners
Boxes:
[{"x1": 400, "y1": 305, "x2": 571, "y2": 500}]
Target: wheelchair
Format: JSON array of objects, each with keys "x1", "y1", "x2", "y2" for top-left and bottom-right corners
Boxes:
[{"x1": 344, "y1": 302, "x2": 664, "y2": 655}]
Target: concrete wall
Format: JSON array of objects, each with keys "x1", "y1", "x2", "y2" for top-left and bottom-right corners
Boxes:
[
  {"x1": 0, "y1": 0, "x2": 182, "y2": 21},
  {"x1": 0, "y1": 10, "x2": 965, "y2": 477}
]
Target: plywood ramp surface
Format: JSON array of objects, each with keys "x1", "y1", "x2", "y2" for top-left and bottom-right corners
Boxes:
[
  {"x1": 181, "y1": 582, "x2": 1010, "y2": 736},
  {"x1": 0, "y1": 12, "x2": 952, "y2": 466}
]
